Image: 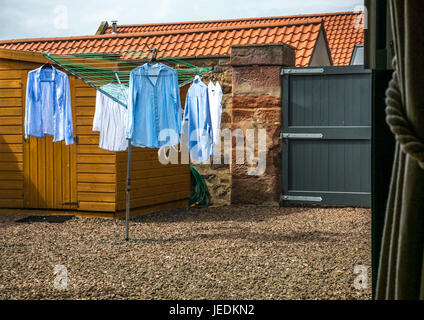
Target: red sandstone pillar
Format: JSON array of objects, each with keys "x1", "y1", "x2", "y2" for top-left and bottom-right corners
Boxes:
[{"x1": 230, "y1": 44, "x2": 296, "y2": 205}]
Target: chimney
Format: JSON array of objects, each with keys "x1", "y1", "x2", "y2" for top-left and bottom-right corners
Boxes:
[{"x1": 111, "y1": 20, "x2": 118, "y2": 34}]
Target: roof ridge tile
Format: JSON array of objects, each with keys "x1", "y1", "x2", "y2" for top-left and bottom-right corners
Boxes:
[{"x1": 107, "y1": 11, "x2": 359, "y2": 30}]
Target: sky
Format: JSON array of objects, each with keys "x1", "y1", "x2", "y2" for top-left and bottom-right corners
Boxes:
[{"x1": 0, "y1": 0, "x2": 363, "y2": 40}]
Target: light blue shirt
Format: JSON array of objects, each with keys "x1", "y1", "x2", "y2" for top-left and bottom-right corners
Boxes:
[
  {"x1": 25, "y1": 66, "x2": 74, "y2": 145},
  {"x1": 126, "y1": 63, "x2": 182, "y2": 148},
  {"x1": 182, "y1": 76, "x2": 214, "y2": 163}
]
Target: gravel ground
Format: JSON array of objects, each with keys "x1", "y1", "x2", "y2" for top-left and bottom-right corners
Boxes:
[{"x1": 0, "y1": 206, "x2": 371, "y2": 300}]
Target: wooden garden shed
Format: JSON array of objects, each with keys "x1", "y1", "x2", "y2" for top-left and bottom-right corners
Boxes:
[{"x1": 0, "y1": 48, "x2": 190, "y2": 218}]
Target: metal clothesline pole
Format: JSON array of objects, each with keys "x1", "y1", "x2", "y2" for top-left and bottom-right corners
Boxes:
[
  {"x1": 113, "y1": 70, "x2": 131, "y2": 242},
  {"x1": 125, "y1": 50, "x2": 156, "y2": 241},
  {"x1": 125, "y1": 142, "x2": 132, "y2": 241}
]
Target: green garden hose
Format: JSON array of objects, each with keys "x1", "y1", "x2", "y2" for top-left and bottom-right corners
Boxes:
[{"x1": 189, "y1": 166, "x2": 209, "y2": 208}]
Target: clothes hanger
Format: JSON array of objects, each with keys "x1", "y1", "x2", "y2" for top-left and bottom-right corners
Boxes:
[
  {"x1": 148, "y1": 48, "x2": 158, "y2": 65},
  {"x1": 210, "y1": 73, "x2": 217, "y2": 85},
  {"x1": 41, "y1": 62, "x2": 53, "y2": 69},
  {"x1": 39, "y1": 62, "x2": 55, "y2": 82}
]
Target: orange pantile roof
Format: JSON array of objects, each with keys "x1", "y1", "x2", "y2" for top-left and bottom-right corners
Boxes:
[
  {"x1": 104, "y1": 11, "x2": 364, "y2": 65},
  {"x1": 0, "y1": 20, "x2": 324, "y2": 67}
]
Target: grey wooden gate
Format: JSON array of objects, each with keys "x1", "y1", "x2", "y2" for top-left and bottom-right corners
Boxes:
[{"x1": 281, "y1": 66, "x2": 372, "y2": 207}]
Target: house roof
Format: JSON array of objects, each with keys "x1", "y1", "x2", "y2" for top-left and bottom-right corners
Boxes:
[
  {"x1": 103, "y1": 11, "x2": 364, "y2": 66},
  {"x1": 0, "y1": 11, "x2": 363, "y2": 67},
  {"x1": 0, "y1": 20, "x2": 324, "y2": 67}
]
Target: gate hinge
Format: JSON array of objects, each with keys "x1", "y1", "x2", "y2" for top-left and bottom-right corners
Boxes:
[
  {"x1": 74, "y1": 136, "x2": 79, "y2": 144},
  {"x1": 283, "y1": 133, "x2": 324, "y2": 139},
  {"x1": 281, "y1": 195, "x2": 323, "y2": 202},
  {"x1": 281, "y1": 68, "x2": 324, "y2": 75}
]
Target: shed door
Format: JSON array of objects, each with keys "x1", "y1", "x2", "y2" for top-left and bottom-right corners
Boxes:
[
  {"x1": 23, "y1": 75, "x2": 77, "y2": 210},
  {"x1": 281, "y1": 66, "x2": 372, "y2": 207},
  {"x1": 24, "y1": 137, "x2": 77, "y2": 209}
]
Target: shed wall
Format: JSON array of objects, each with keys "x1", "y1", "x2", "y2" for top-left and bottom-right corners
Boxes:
[
  {"x1": 116, "y1": 150, "x2": 190, "y2": 211},
  {"x1": 0, "y1": 57, "x2": 190, "y2": 215},
  {"x1": 0, "y1": 60, "x2": 27, "y2": 208},
  {"x1": 73, "y1": 78, "x2": 117, "y2": 212}
]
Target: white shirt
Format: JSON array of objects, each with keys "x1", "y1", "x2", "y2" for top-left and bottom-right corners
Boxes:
[
  {"x1": 208, "y1": 81, "x2": 223, "y2": 145},
  {"x1": 93, "y1": 86, "x2": 128, "y2": 152}
]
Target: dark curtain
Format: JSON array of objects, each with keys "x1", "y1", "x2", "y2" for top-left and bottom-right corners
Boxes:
[{"x1": 376, "y1": 0, "x2": 424, "y2": 300}]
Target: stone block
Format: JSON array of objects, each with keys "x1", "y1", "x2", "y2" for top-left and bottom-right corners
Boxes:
[
  {"x1": 232, "y1": 66, "x2": 282, "y2": 97},
  {"x1": 232, "y1": 94, "x2": 281, "y2": 109},
  {"x1": 231, "y1": 176, "x2": 280, "y2": 205},
  {"x1": 230, "y1": 43, "x2": 296, "y2": 67}
]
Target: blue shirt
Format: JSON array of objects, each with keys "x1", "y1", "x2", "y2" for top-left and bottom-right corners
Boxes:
[
  {"x1": 182, "y1": 76, "x2": 214, "y2": 163},
  {"x1": 126, "y1": 63, "x2": 182, "y2": 148},
  {"x1": 25, "y1": 66, "x2": 74, "y2": 145}
]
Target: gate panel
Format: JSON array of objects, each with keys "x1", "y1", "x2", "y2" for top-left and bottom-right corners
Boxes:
[{"x1": 282, "y1": 66, "x2": 372, "y2": 206}]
